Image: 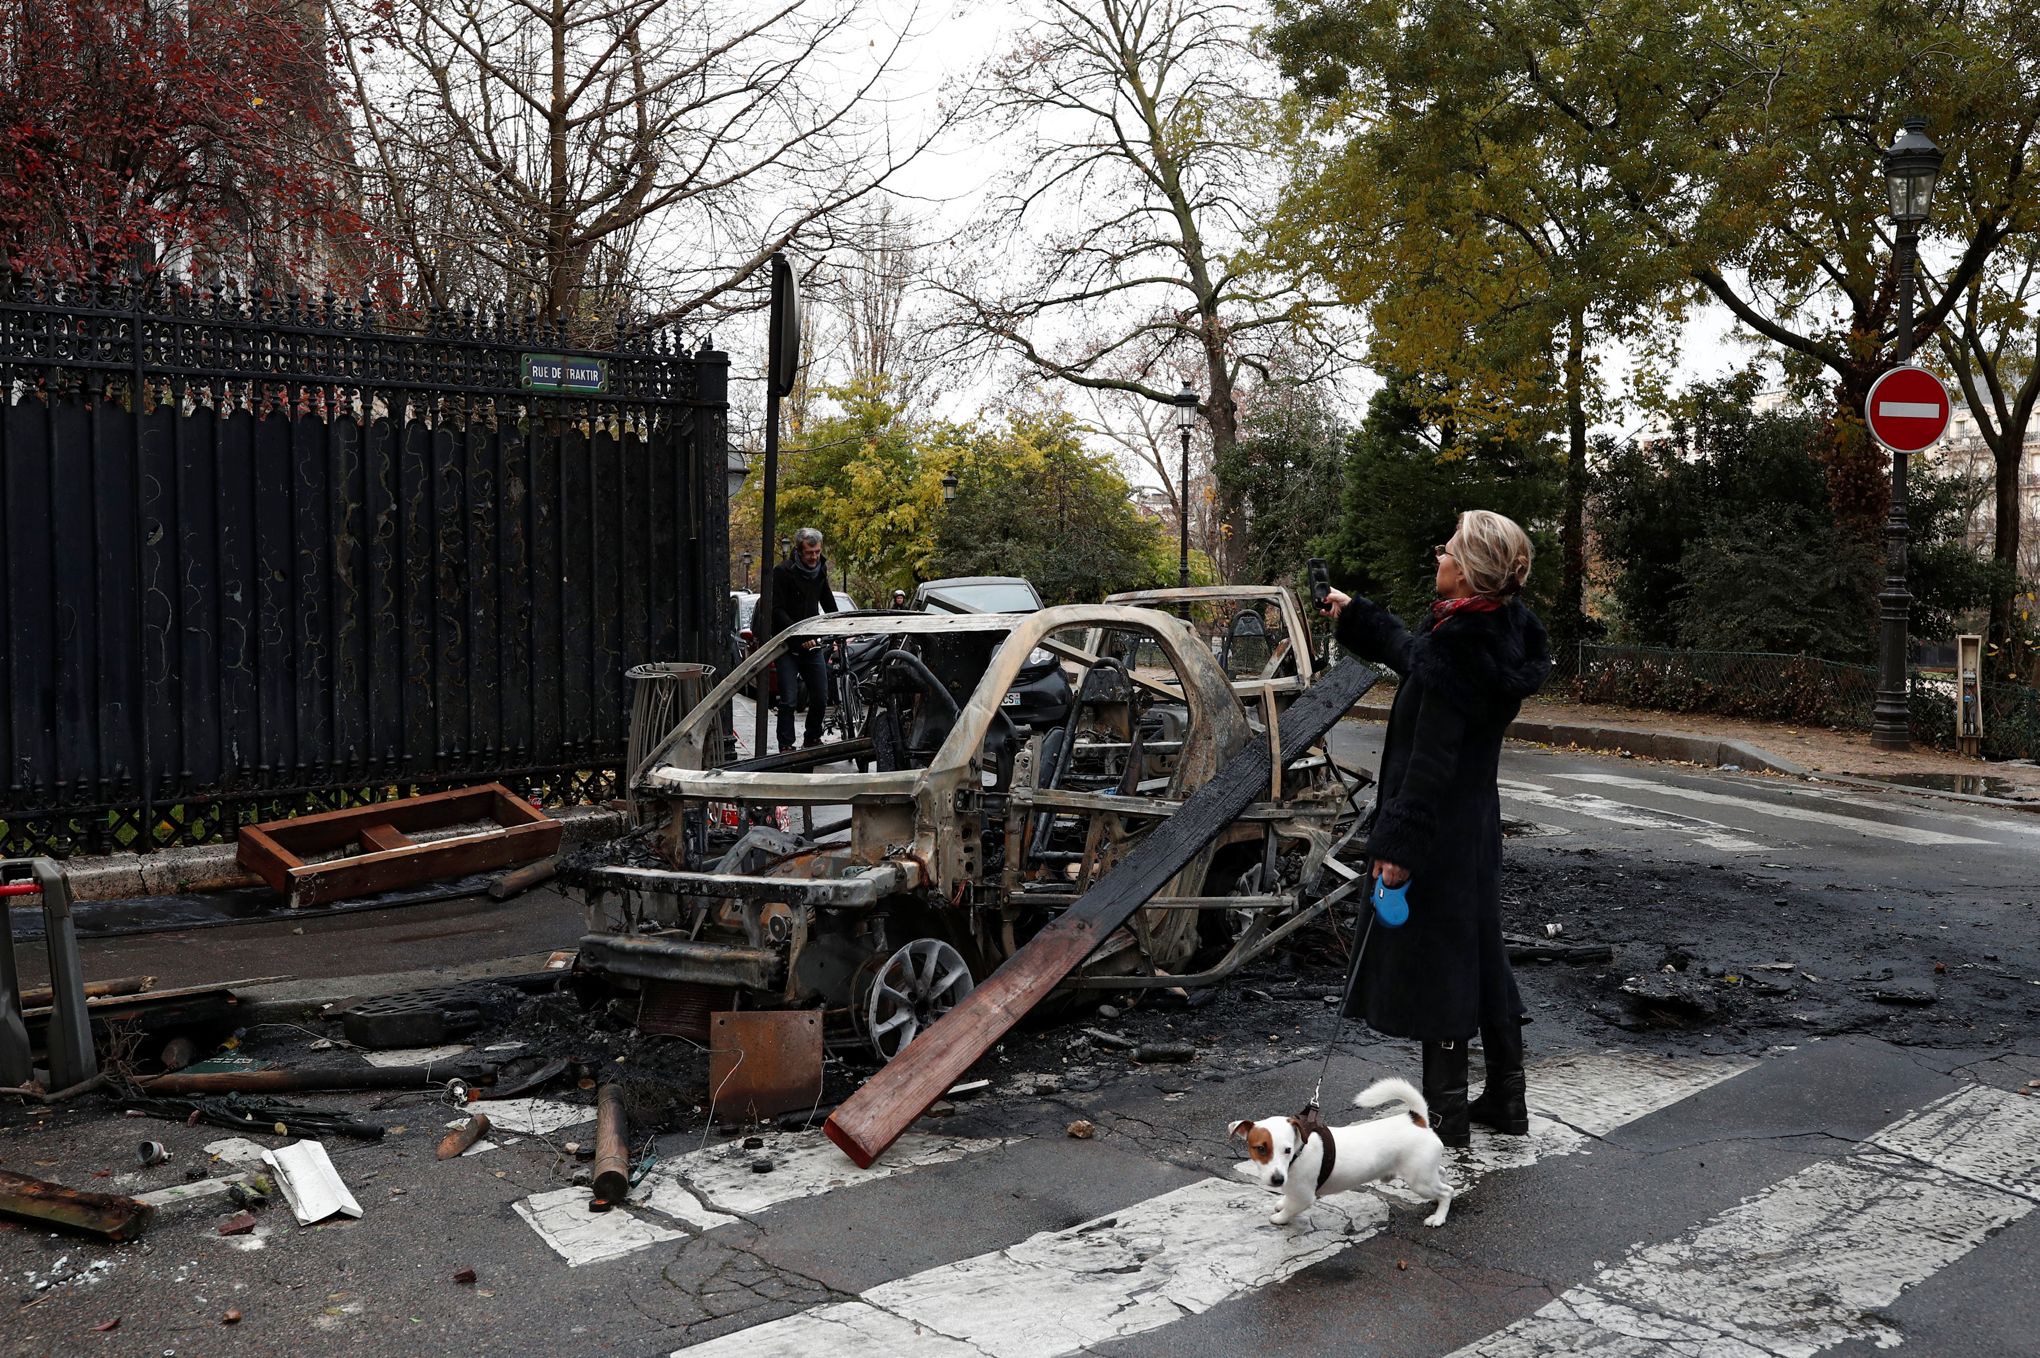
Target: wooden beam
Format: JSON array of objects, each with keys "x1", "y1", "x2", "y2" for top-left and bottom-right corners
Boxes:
[
  {"x1": 824, "y1": 659, "x2": 1379, "y2": 1168},
  {"x1": 356, "y1": 823, "x2": 413, "y2": 853}
]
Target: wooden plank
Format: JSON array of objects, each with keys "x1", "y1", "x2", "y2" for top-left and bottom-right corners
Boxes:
[
  {"x1": 235, "y1": 825, "x2": 302, "y2": 888},
  {"x1": 235, "y1": 783, "x2": 560, "y2": 904},
  {"x1": 244, "y1": 784, "x2": 511, "y2": 857},
  {"x1": 285, "y1": 821, "x2": 560, "y2": 906},
  {"x1": 824, "y1": 659, "x2": 1378, "y2": 1168},
  {"x1": 356, "y1": 823, "x2": 413, "y2": 853}
]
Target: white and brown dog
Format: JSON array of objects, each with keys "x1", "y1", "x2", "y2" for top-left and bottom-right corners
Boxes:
[{"x1": 1229, "y1": 1078, "x2": 1454, "y2": 1227}]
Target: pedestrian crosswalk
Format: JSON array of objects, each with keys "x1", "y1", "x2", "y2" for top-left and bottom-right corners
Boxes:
[
  {"x1": 1452, "y1": 1083, "x2": 2039, "y2": 1358},
  {"x1": 1494, "y1": 769, "x2": 2038, "y2": 856},
  {"x1": 480, "y1": 1040, "x2": 2040, "y2": 1358}
]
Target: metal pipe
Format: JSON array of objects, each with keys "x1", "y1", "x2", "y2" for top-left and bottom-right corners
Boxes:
[
  {"x1": 134, "y1": 1065, "x2": 484, "y2": 1096},
  {"x1": 592, "y1": 1083, "x2": 629, "y2": 1204}
]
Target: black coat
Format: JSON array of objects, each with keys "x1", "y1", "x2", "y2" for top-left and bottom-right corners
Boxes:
[
  {"x1": 768, "y1": 558, "x2": 838, "y2": 636},
  {"x1": 1335, "y1": 595, "x2": 1552, "y2": 1041}
]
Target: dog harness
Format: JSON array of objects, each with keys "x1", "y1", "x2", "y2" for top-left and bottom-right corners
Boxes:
[{"x1": 1294, "y1": 1106, "x2": 1337, "y2": 1190}]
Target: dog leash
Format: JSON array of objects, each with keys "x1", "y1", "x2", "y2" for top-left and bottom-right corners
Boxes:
[
  {"x1": 1307, "y1": 901, "x2": 1374, "y2": 1114},
  {"x1": 1306, "y1": 873, "x2": 1411, "y2": 1113}
]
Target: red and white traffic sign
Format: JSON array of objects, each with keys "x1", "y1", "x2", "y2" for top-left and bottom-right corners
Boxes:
[{"x1": 1865, "y1": 365, "x2": 1952, "y2": 454}]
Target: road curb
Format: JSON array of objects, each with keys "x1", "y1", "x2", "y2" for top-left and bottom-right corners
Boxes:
[
  {"x1": 1349, "y1": 702, "x2": 1812, "y2": 777},
  {"x1": 1348, "y1": 703, "x2": 2040, "y2": 812},
  {"x1": 52, "y1": 806, "x2": 628, "y2": 903}
]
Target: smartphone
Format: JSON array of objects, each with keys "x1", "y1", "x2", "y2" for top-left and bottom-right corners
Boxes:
[{"x1": 1307, "y1": 558, "x2": 1332, "y2": 611}]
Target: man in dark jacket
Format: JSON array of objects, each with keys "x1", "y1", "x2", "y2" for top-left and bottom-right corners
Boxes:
[
  {"x1": 1321, "y1": 510, "x2": 1551, "y2": 1147},
  {"x1": 768, "y1": 527, "x2": 838, "y2": 751}
]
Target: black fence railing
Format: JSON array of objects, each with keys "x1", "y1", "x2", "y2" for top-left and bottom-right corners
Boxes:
[
  {"x1": 1, "y1": 271, "x2": 729, "y2": 858},
  {"x1": 1575, "y1": 643, "x2": 2040, "y2": 761}
]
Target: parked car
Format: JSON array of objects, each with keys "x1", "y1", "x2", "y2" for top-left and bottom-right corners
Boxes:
[{"x1": 908, "y1": 576, "x2": 1071, "y2": 729}]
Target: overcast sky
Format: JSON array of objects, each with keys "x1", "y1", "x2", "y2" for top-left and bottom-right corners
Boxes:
[{"x1": 772, "y1": 0, "x2": 1758, "y2": 480}]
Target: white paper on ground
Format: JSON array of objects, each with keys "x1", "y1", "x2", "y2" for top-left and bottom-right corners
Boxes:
[
  {"x1": 361, "y1": 1044, "x2": 469, "y2": 1068},
  {"x1": 262, "y1": 1140, "x2": 364, "y2": 1225},
  {"x1": 203, "y1": 1137, "x2": 270, "y2": 1166}
]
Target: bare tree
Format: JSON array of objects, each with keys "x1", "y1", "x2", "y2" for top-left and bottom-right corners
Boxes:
[
  {"x1": 327, "y1": 0, "x2": 959, "y2": 324},
  {"x1": 799, "y1": 200, "x2": 954, "y2": 407},
  {"x1": 933, "y1": 0, "x2": 1354, "y2": 577}
]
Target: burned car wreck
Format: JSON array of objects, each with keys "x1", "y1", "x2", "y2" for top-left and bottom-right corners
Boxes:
[{"x1": 572, "y1": 602, "x2": 1371, "y2": 1061}]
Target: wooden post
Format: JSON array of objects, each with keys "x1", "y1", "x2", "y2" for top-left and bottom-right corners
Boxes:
[
  {"x1": 593, "y1": 1084, "x2": 630, "y2": 1204},
  {"x1": 824, "y1": 660, "x2": 1378, "y2": 1168}
]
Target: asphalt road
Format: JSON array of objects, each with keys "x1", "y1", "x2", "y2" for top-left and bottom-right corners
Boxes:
[{"x1": 5, "y1": 723, "x2": 2038, "y2": 1357}]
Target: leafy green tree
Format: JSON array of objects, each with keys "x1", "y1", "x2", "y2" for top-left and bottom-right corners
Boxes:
[
  {"x1": 1215, "y1": 382, "x2": 1349, "y2": 588},
  {"x1": 1593, "y1": 381, "x2": 2001, "y2": 657},
  {"x1": 1272, "y1": 0, "x2": 2040, "y2": 543},
  {"x1": 1322, "y1": 380, "x2": 1563, "y2": 627},
  {"x1": 931, "y1": 413, "x2": 1174, "y2": 603},
  {"x1": 1269, "y1": 0, "x2": 1675, "y2": 645},
  {"x1": 769, "y1": 378, "x2": 951, "y2": 603}
]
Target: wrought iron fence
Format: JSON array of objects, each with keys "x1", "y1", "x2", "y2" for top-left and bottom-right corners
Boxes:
[
  {"x1": 1, "y1": 270, "x2": 730, "y2": 857},
  {"x1": 1575, "y1": 643, "x2": 2040, "y2": 760}
]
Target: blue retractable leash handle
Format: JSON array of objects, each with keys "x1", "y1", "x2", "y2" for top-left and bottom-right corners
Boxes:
[{"x1": 1371, "y1": 875, "x2": 1410, "y2": 928}]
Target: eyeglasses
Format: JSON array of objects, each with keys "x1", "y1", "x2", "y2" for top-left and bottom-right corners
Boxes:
[{"x1": 1432, "y1": 542, "x2": 1454, "y2": 561}]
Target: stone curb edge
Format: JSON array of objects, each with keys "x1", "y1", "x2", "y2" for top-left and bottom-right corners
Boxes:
[
  {"x1": 1347, "y1": 700, "x2": 1813, "y2": 779},
  {"x1": 1349, "y1": 701, "x2": 2040, "y2": 814}
]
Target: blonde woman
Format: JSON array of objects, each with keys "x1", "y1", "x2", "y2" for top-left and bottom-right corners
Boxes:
[{"x1": 1321, "y1": 510, "x2": 1551, "y2": 1147}]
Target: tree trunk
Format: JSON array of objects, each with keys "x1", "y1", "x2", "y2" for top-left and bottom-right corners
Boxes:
[
  {"x1": 1989, "y1": 434, "x2": 2025, "y2": 681},
  {"x1": 1202, "y1": 334, "x2": 1241, "y2": 582},
  {"x1": 1820, "y1": 357, "x2": 1890, "y2": 534},
  {"x1": 1558, "y1": 313, "x2": 1588, "y2": 650},
  {"x1": 544, "y1": 0, "x2": 573, "y2": 318}
]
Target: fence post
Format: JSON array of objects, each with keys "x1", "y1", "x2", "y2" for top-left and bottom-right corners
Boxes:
[
  {"x1": 692, "y1": 341, "x2": 730, "y2": 666},
  {"x1": 128, "y1": 273, "x2": 155, "y2": 853}
]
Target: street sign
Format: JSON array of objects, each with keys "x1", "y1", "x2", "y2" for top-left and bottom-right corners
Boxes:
[
  {"x1": 1864, "y1": 364, "x2": 1951, "y2": 453},
  {"x1": 520, "y1": 353, "x2": 608, "y2": 394}
]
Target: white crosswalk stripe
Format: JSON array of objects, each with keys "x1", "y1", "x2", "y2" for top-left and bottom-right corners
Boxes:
[
  {"x1": 1555, "y1": 772, "x2": 1990, "y2": 846},
  {"x1": 673, "y1": 1051, "x2": 1755, "y2": 1358},
  {"x1": 1499, "y1": 778, "x2": 1765, "y2": 852},
  {"x1": 1451, "y1": 1084, "x2": 2040, "y2": 1357},
  {"x1": 513, "y1": 1128, "x2": 1004, "y2": 1265}
]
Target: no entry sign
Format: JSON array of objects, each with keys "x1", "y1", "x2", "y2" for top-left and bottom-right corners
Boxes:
[{"x1": 1865, "y1": 365, "x2": 1952, "y2": 454}]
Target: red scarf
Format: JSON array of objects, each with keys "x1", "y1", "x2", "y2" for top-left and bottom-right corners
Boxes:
[{"x1": 1430, "y1": 594, "x2": 1506, "y2": 625}]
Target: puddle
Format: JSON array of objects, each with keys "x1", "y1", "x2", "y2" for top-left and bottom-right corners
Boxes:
[{"x1": 1845, "y1": 771, "x2": 2038, "y2": 800}]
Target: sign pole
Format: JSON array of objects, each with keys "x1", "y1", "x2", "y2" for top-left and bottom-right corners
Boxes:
[
  {"x1": 1871, "y1": 219, "x2": 1922, "y2": 751},
  {"x1": 753, "y1": 253, "x2": 800, "y2": 760}
]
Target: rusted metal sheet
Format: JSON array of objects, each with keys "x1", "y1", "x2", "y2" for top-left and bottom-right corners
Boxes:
[
  {"x1": 709, "y1": 1011, "x2": 823, "y2": 1121},
  {"x1": 824, "y1": 659, "x2": 1378, "y2": 1169},
  {"x1": 0, "y1": 1170, "x2": 154, "y2": 1242},
  {"x1": 237, "y1": 783, "x2": 561, "y2": 906}
]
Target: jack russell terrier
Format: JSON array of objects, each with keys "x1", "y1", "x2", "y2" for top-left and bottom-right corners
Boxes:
[{"x1": 1229, "y1": 1078, "x2": 1455, "y2": 1227}]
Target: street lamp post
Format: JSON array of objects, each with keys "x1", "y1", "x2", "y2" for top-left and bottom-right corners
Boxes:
[
  {"x1": 1173, "y1": 383, "x2": 1198, "y2": 591},
  {"x1": 1871, "y1": 116, "x2": 1945, "y2": 752},
  {"x1": 742, "y1": 550, "x2": 753, "y2": 590}
]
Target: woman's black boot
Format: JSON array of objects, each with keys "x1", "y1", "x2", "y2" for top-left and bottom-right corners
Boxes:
[
  {"x1": 1469, "y1": 1022, "x2": 1529, "y2": 1135},
  {"x1": 1421, "y1": 1040, "x2": 1470, "y2": 1148}
]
